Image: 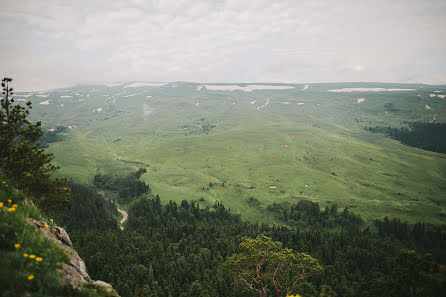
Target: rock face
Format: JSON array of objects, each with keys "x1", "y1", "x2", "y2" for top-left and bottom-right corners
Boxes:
[{"x1": 29, "y1": 219, "x2": 118, "y2": 295}]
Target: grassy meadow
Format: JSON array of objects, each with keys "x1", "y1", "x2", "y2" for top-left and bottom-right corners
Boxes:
[{"x1": 20, "y1": 82, "x2": 446, "y2": 225}]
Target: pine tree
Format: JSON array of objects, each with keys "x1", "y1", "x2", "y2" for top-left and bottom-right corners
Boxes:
[{"x1": 0, "y1": 77, "x2": 68, "y2": 216}]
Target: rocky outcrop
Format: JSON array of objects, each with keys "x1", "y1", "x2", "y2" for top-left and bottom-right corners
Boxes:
[{"x1": 29, "y1": 219, "x2": 118, "y2": 295}]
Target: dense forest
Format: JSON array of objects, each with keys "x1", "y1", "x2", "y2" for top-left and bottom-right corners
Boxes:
[
  {"x1": 39, "y1": 126, "x2": 68, "y2": 148},
  {"x1": 2, "y1": 77, "x2": 446, "y2": 297},
  {"x1": 366, "y1": 122, "x2": 446, "y2": 154},
  {"x1": 93, "y1": 169, "x2": 150, "y2": 204},
  {"x1": 66, "y1": 183, "x2": 446, "y2": 297},
  {"x1": 64, "y1": 182, "x2": 118, "y2": 231}
]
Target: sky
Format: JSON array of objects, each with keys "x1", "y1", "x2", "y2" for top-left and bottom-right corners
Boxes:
[{"x1": 1, "y1": 0, "x2": 446, "y2": 91}]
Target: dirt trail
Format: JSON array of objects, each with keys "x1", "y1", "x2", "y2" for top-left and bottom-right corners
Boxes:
[{"x1": 117, "y1": 208, "x2": 128, "y2": 231}]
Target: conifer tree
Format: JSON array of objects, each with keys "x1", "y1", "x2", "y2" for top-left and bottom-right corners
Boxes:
[{"x1": 0, "y1": 77, "x2": 68, "y2": 215}]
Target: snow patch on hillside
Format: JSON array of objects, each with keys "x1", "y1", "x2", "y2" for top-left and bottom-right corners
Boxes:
[
  {"x1": 328, "y1": 88, "x2": 415, "y2": 92},
  {"x1": 257, "y1": 99, "x2": 270, "y2": 110},
  {"x1": 123, "y1": 82, "x2": 166, "y2": 88},
  {"x1": 122, "y1": 93, "x2": 140, "y2": 97},
  {"x1": 204, "y1": 85, "x2": 294, "y2": 92}
]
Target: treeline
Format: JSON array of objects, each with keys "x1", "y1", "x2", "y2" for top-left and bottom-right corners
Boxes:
[
  {"x1": 66, "y1": 186, "x2": 446, "y2": 297},
  {"x1": 267, "y1": 200, "x2": 363, "y2": 229},
  {"x1": 93, "y1": 168, "x2": 150, "y2": 204},
  {"x1": 64, "y1": 182, "x2": 118, "y2": 231},
  {"x1": 366, "y1": 122, "x2": 446, "y2": 154},
  {"x1": 269, "y1": 200, "x2": 445, "y2": 260},
  {"x1": 38, "y1": 126, "x2": 68, "y2": 148}
]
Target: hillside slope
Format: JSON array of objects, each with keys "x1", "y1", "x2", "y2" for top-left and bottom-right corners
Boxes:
[
  {"x1": 19, "y1": 82, "x2": 446, "y2": 225},
  {"x1": 0, "y1": 182, "x2": 118, "y2": 297}
]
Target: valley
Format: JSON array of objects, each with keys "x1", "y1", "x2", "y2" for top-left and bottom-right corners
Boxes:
[{"x1": 19, "y1": 82, "x2": 446, "y2": 225}]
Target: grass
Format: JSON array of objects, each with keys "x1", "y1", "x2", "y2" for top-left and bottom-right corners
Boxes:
[
  {"x1": 0, "y1": 181, "x2": 67, "y2": 296},
  {"x1": 24, "y1": 82, "x2": 446, "y2": 225},
  {"x1": 135, "y1": 124, "x2": 445, "y2": 224},
  {"x1": 0, "y1": 180, "x2": 116, "y2": 297}
]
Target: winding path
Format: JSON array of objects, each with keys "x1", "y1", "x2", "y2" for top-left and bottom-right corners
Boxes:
[{"x1": 117, "y1": 208, "x2": 128, "y2": 231}]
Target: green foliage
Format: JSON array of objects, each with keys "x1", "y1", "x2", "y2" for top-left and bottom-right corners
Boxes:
[
  {"x1": 39, "y1": 126, "x2": 68, "y2": 148},
  {"x1": 0, "y1": 187, "x2": 67, "y2": 297},
  {"x1": 93, "y1": 168, "x2": 149, "y2": 204},
  {"x1": 223, "y1": 235, "x2": 322, "y2": 297},
  {"x1": 65, "y1": 182, "x2": 118, "y2": 231},
  {"x1": 66, "y1": 186, "x2": 446, "y2": 297},
  {"x1": 0, "y1": 184, "x2": 118, "y2": 297},
  {"x1": 4, "y1": 81, "x2": 445, "y2": 296},
  {"x1": 33, "y1": 83, "x2": 446, "y2": 225},
  {"x1": 367, "y1": 122, "x2": 446, "y2": 153},
  {"x1": 0, "y1": 78, "x2": 69, "y2": 218},
  {"x1": 371, "y1": 249, "x2": 446, "y2": 297},
  {"x1": 319, "y1": 284, "x2": 338, "y2": 297},
  {"x1": 267, "y1": 200, "x2": 363, "y2": 230},
  {"x1": 246, "y1": 197, "x2": 262, "y2": 208},
  {"x1": 384, "y1": 103, "x2": 399, "y2": 113}
]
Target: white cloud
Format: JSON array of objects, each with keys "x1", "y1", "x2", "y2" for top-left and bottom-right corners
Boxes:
[{"x1": 1, "y1": 0, "x2": 445, "y2": 90}]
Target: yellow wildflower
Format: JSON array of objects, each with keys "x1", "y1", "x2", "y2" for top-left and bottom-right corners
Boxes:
[
  {"x1": 29, "y1": 254, "x2": 36, "y2": 259},
  {"x1": 35, "y1": 257, "x2": 43, "y2": 262},
  {"x1": 8, "y1": 199, "x2": 11, "y2": 203},
  {"x1": 24, "y1": 253, "x2": 29, "y2": 257},
  {"x1": 13, "y1": 204, "x2": 17, "y2": 208},
  {"x1": 1, "y1": 181, "x2": 5, "y2": 184},
  {"x1": 7, "y1": 207, "x2": 15, "y2": 212},
  {"x1": 14, "y1": 243, "x2": 20, "y2": 248},
  {"x1": 0, "y1": 202, "x2": 3, "y2": 208},
  {"x1": 44, "y1": 224, "x2": 49, "y2": 228},
  {"x1": 27, "y1": 274, "x2": 34, "y2": 280}
]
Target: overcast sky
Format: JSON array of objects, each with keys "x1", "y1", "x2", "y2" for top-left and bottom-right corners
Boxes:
[{"x1": 1, "y1": 0, "x2": 446, "y2": 91}]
